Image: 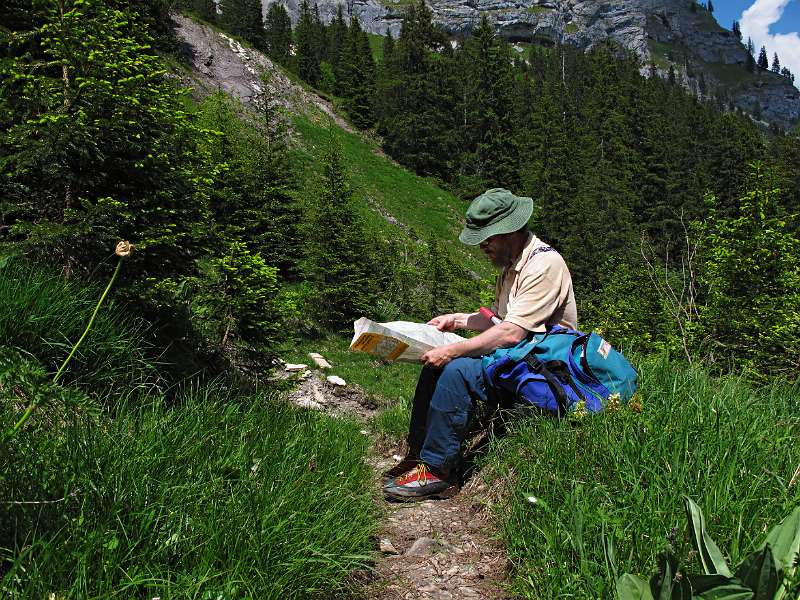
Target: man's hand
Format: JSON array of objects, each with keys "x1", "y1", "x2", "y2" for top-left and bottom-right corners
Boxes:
[
  {"x1": 427, "y1": 314, "x2": 459, "y2": 332},
  {"x1": 420, "y1": 344, "x2": 458, "y2": 368}
]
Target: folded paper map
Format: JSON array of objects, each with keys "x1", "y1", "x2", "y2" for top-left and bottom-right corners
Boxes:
[{"x1": 350, "y1": 317, "x2": 466, "y2": 363}]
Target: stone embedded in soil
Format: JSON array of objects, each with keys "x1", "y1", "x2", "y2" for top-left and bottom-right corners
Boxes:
[
  {"x1": 405, "y1": 537, "x2": 450, "y2": 557},
  {"x1": 295, "y1": 398, "x2": 324, "y2": 410},
  {"x1": 326, "y1": 375, "x2": 346, "y2": 386},
  {"x1": 380, "y1": 538, "x2": 400, "y2": 554},
  {"x1": 308, "y1": 352, "x2": 332, "y2": 369},
  {"x1": 284, "y1": 363, "x2": 307, "y2": 372}
]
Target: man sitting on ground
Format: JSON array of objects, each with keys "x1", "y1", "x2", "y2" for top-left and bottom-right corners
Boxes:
[{"x1": 383, "y1": 188, "x2": 578, "y2": 501}]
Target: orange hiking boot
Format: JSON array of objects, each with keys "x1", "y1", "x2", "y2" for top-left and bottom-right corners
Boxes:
[{"x1": 383, "y1": 463, "x2": 455, "y2": 501}]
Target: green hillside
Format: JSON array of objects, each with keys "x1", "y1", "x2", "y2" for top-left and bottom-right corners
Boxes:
[{"x1": 290, "y1": 111, "x2": 493, "y2": 283}]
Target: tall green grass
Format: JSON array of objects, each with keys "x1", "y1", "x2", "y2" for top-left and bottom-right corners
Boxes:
[
  {"x1": 1, "y1": 384, "x2": 376, "y2": 598},
  {"x1": 0, "y1": 259, "x2": 155, "y2": 391},
  {"x1": 1, "y1": 262, "x2": 378, "y2": 597},
  {"x1": 485, "y1": 355, "x2": 800, "y2": 597}
]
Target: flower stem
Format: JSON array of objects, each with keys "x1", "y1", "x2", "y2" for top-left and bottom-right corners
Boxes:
[
  {"x1": 8, "y1": 259, "x2": 123, "y2": 437},
  {"x1": 53, "y1": 259, "x2": 123, "y2": 384}
]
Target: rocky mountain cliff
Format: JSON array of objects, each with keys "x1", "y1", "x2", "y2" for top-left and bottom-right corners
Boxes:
[{"x1": 269, "y1": 0, "x2": 799, "y2": 130}]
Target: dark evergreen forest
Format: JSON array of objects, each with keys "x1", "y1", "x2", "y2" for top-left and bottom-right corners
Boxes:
[{"x1": 3, "y1": 0, "x2": 799, "y2": 379}]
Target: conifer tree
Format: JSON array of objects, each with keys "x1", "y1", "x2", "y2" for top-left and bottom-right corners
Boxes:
[
  {"x1": 382, "y1": 28, "x2": 395, "y2": 62},
  {"x1": 190, "y1": 0, "x2": 216, "y2": 21},
  {"x1": 303, "y1": 130, "x2": 373, "y2": 330},
  {"x1": 264, "y1": 2, "x2": 292, "y2": 65},
  {"x1": 375, "y1": 29, "x2": 400, "y2": 134},
  {"x1": 198, "y1": 92, "x2": 303, "y2": 281},
  {"x1": 707, "y1": 0, "x2": 713, "y2": 13},
  {"x1": 746, "y1": 37, "x2": 756, "y2": 71},
  {"x1": 380, "y1": 0, "x2": 454, "y2": 177},
  {"x1": 455, "y1": 15, "x2": 519, "y2": 194},
  {"x1": 312, "y1": 3, "x2": 327, "y2": 63},
  {"x1": 220, "y1": 0, "x2": 265, "y2": 48},
  {"x1": 0, "y1": 0, "x2": 211, "y2": 279},
  {"x1": 771, "y1": 52, "x2": 781, "y2": 73},
  {"x1": 732, "y1": 20, "x2": 741, "y2": 40},
  {"x1": 757, "y1": 45, "x2": 769, "y2": 69},
  {"x1": 295, "y1": 0, "x2": 321, "y2": 84},
  {"x1": 327, "y1": 5, "x2": 349, "y2": 89},
  {"x1": 339, "y1": 17, "x2": 376, "y2": 128}
]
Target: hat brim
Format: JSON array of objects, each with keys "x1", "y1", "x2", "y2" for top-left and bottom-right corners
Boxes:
[{"x1": 458, "y1": 197, "x2": 533, "y2": 245}]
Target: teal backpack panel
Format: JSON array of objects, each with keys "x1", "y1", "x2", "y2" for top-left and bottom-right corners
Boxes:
[{"x1": 482, "y1": 325, "x2": 638, "y2": 415}]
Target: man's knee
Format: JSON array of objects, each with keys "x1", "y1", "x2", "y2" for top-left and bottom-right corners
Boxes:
[{"x1": 439, "y1": 357, "x2": 482, "y2": 385}]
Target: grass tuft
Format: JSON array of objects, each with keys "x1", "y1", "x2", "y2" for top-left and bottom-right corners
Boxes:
[{"x1": 0, "y1": 259, "x2": 156, "y2": 392}]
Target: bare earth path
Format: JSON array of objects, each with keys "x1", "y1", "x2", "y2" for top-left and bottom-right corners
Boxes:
[{"x1": 285, "y1": 370, "x2": 509, "y2": 599}]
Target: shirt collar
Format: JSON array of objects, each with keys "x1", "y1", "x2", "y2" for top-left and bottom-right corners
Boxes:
[{"x1": 509, "y1": 232, "x2": 537, "y2": 273}]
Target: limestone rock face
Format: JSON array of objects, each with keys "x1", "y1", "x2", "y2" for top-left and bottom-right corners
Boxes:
[{"x1": 264, "y1": 0, "x2": 799, "y2": 129}]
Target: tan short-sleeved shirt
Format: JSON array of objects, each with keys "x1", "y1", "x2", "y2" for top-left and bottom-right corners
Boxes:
[{"x1": 492, "y1": 233, "x2": 578, "y2": 333}]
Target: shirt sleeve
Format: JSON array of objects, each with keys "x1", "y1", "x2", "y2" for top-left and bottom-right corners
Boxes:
[{"x1": 503, "y1": 258, "x2": 567, "y2": 333}]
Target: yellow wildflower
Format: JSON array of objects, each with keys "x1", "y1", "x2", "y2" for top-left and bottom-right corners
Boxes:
[{"x1": 115, "y1": 240, "x2": 134, "y2": 258}]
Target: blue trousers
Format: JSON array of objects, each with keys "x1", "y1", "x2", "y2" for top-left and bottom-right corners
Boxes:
[{"x1": 407, "y1": 358, "x2": 490, "y2": 479}]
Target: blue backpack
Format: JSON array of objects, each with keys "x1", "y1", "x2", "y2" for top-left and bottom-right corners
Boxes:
[{"x1": 482, "y1": 325, "x2": 638, "y2": 416}]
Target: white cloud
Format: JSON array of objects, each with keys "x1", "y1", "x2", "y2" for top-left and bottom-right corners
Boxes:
[{"x1": 740, "y1": 0, "x2": 800, "y2": 83}]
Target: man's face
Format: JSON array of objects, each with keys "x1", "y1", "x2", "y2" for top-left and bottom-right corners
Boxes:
[{"x1": 479, "y1": 233, "x2": 515, "y2": 268}]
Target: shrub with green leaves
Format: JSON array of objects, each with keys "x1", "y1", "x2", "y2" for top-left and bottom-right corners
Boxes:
[
  {"x1": 694, "y1": 163, "x2": 800, "y2": 379},
  {"x1": 189, "y1": 241, "x2": 296, "y2": 356}
]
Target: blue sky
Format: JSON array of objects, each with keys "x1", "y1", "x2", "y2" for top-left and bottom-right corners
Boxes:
[
  {"x1": 714, "y1": 0, "x2": 799, "y2": 35},
  {"x1": 710, "y1": 0, "x2": 800, "y2": 83}
]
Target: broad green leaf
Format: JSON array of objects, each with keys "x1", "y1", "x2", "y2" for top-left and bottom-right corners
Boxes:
[
  {"x1": 689, "y1": 574, "x2": 735, "y2": 594},
  {"x1": 696, "y1": 583, "x2": 754, "y2": 600},
  {"x1": 683, "y1": 496, "x2": 733, "y2": 577},
  {"x1": 650, "y1": 552, "x2": 676, "y2": 600},
  {"x1": 735, "y1": 546, "x2": 778, "y2": 600},
  {"x1": 649, "y1": 551, "x2": 691, "y2": 600},
  {"x1": 603, "y1": 521, "x2": 618, "y2": 581},
  {"x1": 617, "y1": 574, "x2": 655, "y2": 600},
  {"x1": 761, "y1": 506, "x2": 800, "y2": 574}
]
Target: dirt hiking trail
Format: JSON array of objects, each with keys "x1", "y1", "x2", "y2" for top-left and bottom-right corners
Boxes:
[{"x1": 281, "y1": 366, "x2": 509, "y2": 599}]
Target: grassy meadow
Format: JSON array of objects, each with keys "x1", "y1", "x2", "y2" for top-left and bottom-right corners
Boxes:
[
  {"x1": 484, "y1": 358, "x2": 800, "y2": 597},
  {"x1": 0, "y1": 261, "x2": 377, "y2": 598},
  {"x1": 291, "y1": 112, "x2": 494, "y2": 283}
]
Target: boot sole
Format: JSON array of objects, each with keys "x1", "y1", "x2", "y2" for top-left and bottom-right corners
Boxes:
[{"x1": 383, "y1": 486, "x2": 458, "y2": 503}]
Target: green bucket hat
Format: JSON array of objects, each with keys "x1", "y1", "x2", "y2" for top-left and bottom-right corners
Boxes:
[{"x1": 458, "y1": 188, "x2": 533, "y2": 245}]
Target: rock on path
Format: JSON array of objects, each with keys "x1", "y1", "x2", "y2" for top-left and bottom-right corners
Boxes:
[{"x1": 368, "y1": 452, "x2": 509, "y2": 600}]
